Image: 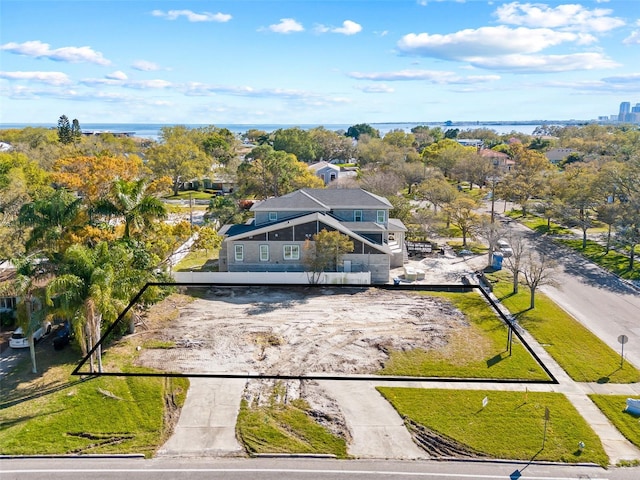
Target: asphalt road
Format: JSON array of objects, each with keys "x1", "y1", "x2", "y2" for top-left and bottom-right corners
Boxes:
[
  {"x1": 505, "y1": 220, "x2": 640, "y2": 368},
  {"x1": 3, "y1": 456, "x2": 639, "y2": 480}
]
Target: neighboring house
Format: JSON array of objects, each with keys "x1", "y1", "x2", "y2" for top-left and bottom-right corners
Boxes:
[
  {"x1": 217, "y1": 188, "x2": 407, "y2": 283},
  {"x1": 0, "y1": 261, "x2": 17, "y2": 319},
  {"x1": 478, "y1": 148, "x2": 514, "y2": 172},
  {"x1": 457, "y1": 139, "x2": 483, "y2": 148},
  {"x1": 309, "y1": 161, "x2": 340, "y2": 185},
  {"x1": 545, "y1": 148, "x2": 577, "y2": 164},
  {"x1": 181, "y1": 173, "x2": 236, "y2": 194}
]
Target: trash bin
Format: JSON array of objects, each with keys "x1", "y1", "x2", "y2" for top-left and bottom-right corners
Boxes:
[{"x1": 492, "y1": 252, "x2": 503, "y2": 270}]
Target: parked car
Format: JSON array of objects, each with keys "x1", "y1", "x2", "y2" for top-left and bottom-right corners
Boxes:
[
  {"x1": 53, "y1": 321, "x2": 72, "y2": 350},
  {"x1": 497, "y1": 240, "x2": 513, "y2": 257},
  {"x1": 9, "y1": 322, "x2": 52, "y2": 349}
]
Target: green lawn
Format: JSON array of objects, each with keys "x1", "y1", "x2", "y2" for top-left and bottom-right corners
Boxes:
[
  {"x1": 589, "y1": 395, "x2": 640, "y2": 452},
  {"x1": 379, "y1": 291, "x2": 549, "y2": 380},
  {"x1": 557, "y1": 239, "x2": 640, "y2": 281},
  {"x1": 164, "y1": 190, "x2": 214, "y2": 201},
  {"x1": 489, "y1": 272, "x2": 640, "y2": 383},
  {"x1": 236, "y1": 397, "x2": 348, "y2": 458},
  {"x1": 506, "y1": 211, "x2": 573, "y2": 235},
  {"x1": 378, "y1": 388, "x2": 608, "y2": 466},
  {"x1": 174, "y1": 249, "x2": 218, "y2": 271},
  {"x1": 0, "y1": 367, "x2": 188, "y2": 457}
]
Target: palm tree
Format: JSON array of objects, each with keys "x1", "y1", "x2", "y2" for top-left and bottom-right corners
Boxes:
[
  {"x1": 46, "y1": 242, "x2": 128, "y2": 373},
  {"x1": 18, "y1": 189, "x2": 84, "y2": 257},
  {"x1": 0, "y1": 257, "x2": 50, "y2": 373},
  {"x1": 93, "y1": 179, "x2": 166, "y2": 239}
]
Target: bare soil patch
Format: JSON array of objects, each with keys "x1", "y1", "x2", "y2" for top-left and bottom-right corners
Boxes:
[{"x1": 136, "y1": 286, "x2": 468, "y2": 376}]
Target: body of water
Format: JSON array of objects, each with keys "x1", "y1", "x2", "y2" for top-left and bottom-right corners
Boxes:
[{"x1": 1, "y1": 121, "x2": 589, "y2": 141}]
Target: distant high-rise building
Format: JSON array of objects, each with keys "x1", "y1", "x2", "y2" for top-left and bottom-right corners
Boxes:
[
  {"x1": 619, "y1": 102, "x2": 631, "y2": 122},
  {"x1": 632, "y1": 103, "x2": 640, "y2": 113}
]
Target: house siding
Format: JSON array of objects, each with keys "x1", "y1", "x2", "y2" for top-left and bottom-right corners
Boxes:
[
  {"x1": 225, "y1": 249, "x2": 389, "y2": 283},
  {"x1": 331, "y1": 209, "x2": 387, "y2": 226},
  {"x1": 255, "y1": 210, "x2": 315, "y2": 226}
]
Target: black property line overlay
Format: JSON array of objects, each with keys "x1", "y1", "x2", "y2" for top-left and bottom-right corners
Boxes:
[{"x1": 72, "y1": 282, "x2": 558, "y2": 385}]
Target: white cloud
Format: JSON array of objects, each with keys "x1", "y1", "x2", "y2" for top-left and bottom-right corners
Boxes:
[
  {"x1": 132, "y1": 60, "x2": 161, "y2": 72},
  {"x1": 184, "y1": 82, "x2": 314, "y2": 99},
  {"x1": 357, "y1": 84, "x2": 395, "y2": 93},
  {"x1": 0, "y1": 70, "x2": 71, "y2": 85},
  {"x1": 332, "y1": 20, "x2": 362, "y2": 35},
  {"x1": 397, "y1": 26, "x2": 594, "y2": 59},
  {"x1": 600, "y1": 73, "x2": 640, "y2": 84},
  {"x1": 495, "y1": 2, "x2": 625, "y2": 33},
  {"x1": 465, "y1": 52, "x2": 619, "y2": 73},
  {"x1": 1, "y1": 40, "x2": 111, "y2": 65},
  {"x1": 106, "y1": 71, "x2": 128, "y2": 80},
  {"x1": 267, "y1": 18, "x2": 304, "y2": 34},
  {"x1": 81, "y1": 77, "x2": 172, "y2": 89},
  {"x1": 151, "y1": 10, "x2": 231, "y2": 22},
  {"x1": 546, "y1": 74, "x2": 640, "y2": 93},
  {"x1": 348, "y1": 69, "x2": 500, "y2": 84},
  {"x1": 623, "y1": 26, "x2": 640, "y2": 45}
]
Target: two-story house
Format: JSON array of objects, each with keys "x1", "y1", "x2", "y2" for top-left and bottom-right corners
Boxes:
[{"x1": 217, "y1": 188, "x2": 407, "y2": 283}]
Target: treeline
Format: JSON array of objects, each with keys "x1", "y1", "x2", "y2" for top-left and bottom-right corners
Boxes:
[{"x1": 1, "y1": 120, "x2": 639, "y2": 373}]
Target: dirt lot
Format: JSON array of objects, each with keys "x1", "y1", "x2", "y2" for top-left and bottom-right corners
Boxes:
[
  {"x1": 135, "y1": 284, "x2": 475, "y2": 450},
  {"x1": 136, "y1": 286, "x2": 469, "y2": 377}
]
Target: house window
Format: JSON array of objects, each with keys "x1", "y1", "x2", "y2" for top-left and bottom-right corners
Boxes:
[
  {"x1": 354, "y1": 210, "x2": 363, "y2": 222},
  {"x1": 283, "y1": 244, "x2": 300, "y2": 260},
  {"x1": 234, "y1": 244, "x2": 244, "y2": 262},
  {"x1": 268, "y1": 212, "x2": 278, "y2": 222},
  {"x1": 0, "y1": 297, "x2": 16, "y2": 310},
  {"x1": 376, "y1": 210, "x2": 386, "y2": 224},
  {"x1": 259, "y1": 244, "x2": 269, "y2": 261}
]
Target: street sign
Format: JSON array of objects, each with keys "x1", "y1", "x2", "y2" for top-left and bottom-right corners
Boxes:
[{"x1": 618, "y1": 335, "x2": 629, "y2": 367}]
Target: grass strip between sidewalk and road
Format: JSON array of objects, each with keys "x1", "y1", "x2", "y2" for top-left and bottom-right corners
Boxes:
[
  {"x1": 557, "y1": 239, "x2": 640, "y2": 281},
  {"x1": 488, "y1": 271, "x2": 640, "y2": 383},
  {"x1": 588, "y1": 394, "x2": 640, "y2": 454},
  {"x1": 378, "y1": 387, "x2": 609, "y2": 466},
  {"x1": 379, "y1": 291, "x2": 549, "y2": 381}
]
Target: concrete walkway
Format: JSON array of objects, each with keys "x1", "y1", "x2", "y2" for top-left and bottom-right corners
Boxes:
[
  {"x1": 320, "y1": 380, "x2": 426, "y2": 459},
  {"x1": 157, "y1": 377, "x2": 246, "y2": 457}
]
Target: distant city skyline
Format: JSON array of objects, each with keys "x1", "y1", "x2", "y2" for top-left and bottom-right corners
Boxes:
[{"x1": 1, "y1": 1, "x2": 639, "y2": 124}]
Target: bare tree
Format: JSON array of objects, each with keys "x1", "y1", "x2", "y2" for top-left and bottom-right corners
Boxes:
[
  {"x1": 522, "y1": 252, "x2": 558, "y2": 309},
  {"x1": 475, "y1": 215, "x2": 507, "y2": 267},
  {"x1": 502, "y1": 235, "x2": 527, "y2": 294}
]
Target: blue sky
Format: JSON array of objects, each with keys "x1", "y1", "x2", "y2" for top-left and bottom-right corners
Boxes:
[{"x1": 1, "y1": 0, "x2": 639, "y2": 125}]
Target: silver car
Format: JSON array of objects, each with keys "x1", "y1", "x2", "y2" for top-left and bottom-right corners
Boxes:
[{"x1": 497, "y1": 240, "x2": 513, "y2": 257}]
